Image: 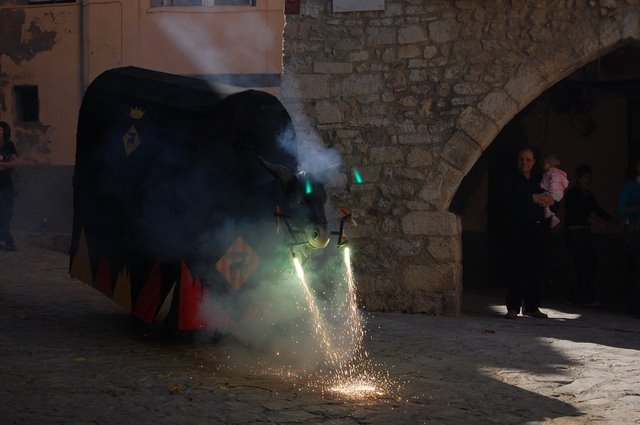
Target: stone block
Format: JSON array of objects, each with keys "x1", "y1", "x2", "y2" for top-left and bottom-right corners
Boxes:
[
  {"x1": 338, "y1": 74, "x2": 382, "y2": 96},
  {"x1": 453, "y1": 82, "x2": 489, "y2": 96},
  {"x1": 369, "y1": 146, "x2": 403, "y2": 164},
  {"x1": 313, "y1": 62, "x2": 353, "y2": 74},
  {"x1": 398, "y1": 132, "x2": 429, "y2": 145},
  {"x1": 401, "y1": 211, "x2": 459, "y2": 236},
  {"x1": 439, "y1": 164, "x2": 465, "y2": 211},
  {"x1": 349, "y1": 50, "x2": 369, "y2": 62},
  {"x1": 456, "y1": 107, "x2": 498, "y2": 151},
  {"x1": 416, "y1": 171, "x2": 442, "y2": 202},
  {"x1": 365, "y1": 26, "x2": 396, "y2": 45},
  {"x1": 398, "y1": 25, "x2": 428, "y2": 44},
  {"x1": 417, "y1": 161, "x2": 465, "y2": 210},
  {"x1": 598, "y1": 17, "x2": 621, "y2": 46},
  {"x1": 504, "y1": 66, "x2": 546, "y2": 108},
  {"x1": 477, "y1": 90, "x2": 518, "y2": 128},
  {"x1": 401, "y1": 263, "x2": 460, "y2": 293},
  {"x1": 623, "y1": 12, "x2": 639, "y2": 38},
  {"x1": 283, "y1": 74, "x2": 331, "y2": 99},
  {"x1": 429, "y1": 20, "x2": 453, "y2": 43},
  {"x1": 399, "y1": 45, "x2": 422, "y2": 58},
  {"x1": 442, "y1": 131, "x2": 481, "y2": 175},
  {"x1": 423, "y1": 45, "x2": 438, "y2": 58},
  {"x1": 315, "y1": 100, "x2": 343, "y2": 124},
  {"x1": 406, "y1": 148, "x2": 433, "y2": 167},
  {"x1": 427, "y1": 236, "x2": 461, "y2": 262}
]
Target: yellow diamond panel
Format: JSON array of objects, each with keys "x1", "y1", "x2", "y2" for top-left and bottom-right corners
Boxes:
[
  {"x1": 123, "y1": 125, "x2": 141, "y2": 156},
  {"x1": 216, "y1": 236, "x2": 259, "y2": 290}
]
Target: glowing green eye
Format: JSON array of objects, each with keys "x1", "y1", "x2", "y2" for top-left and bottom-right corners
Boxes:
[
  {"x1": 353, "y1": 168, "x2": 363, "y2": 184},
  {"x1": 305, "y1": 179, "x2": 313, "y2": 195}
]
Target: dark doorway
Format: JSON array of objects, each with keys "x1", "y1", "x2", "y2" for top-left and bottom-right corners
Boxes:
[{"x1": 452, "y1": 45, "x2": 640, "y2": 311}]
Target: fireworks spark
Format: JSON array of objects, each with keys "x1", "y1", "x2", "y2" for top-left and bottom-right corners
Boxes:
[{"x1": 289, "y1": 246, "x2": 396, "y2": 400}]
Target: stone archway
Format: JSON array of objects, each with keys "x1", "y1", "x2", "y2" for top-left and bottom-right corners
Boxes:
[
  {"x1": 454, "y1": 43, "x2": 640, "y2": 308},
  {"x1": 282, "y1": 1, "x2": 640, "y2": 316}
]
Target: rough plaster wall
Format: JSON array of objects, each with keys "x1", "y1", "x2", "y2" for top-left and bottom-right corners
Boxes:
[
  {"x1": 0, "y1": 8, "x2": 56, "y2": 65},
  {"x1": 0, "y1": 5, "x2": 79, "y2": 239},
  {"x1": 0, "y1": 6, "x2": 73, "y2": 163},
  {"x1": 0, "y1": 8, "x2": 56, "y2": 118},
  {"x1": 282, "y1": 0, "x2": 640, "y2": 316}
]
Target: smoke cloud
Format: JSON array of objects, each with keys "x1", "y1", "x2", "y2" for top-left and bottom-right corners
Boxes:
[{"x1": 147, "y1": 10, "x2": 356, "y2": 372}]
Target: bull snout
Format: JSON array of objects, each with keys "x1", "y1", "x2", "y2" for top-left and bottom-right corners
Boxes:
[{"x1": 305, "y1": 224, "x2": 330, "y2": 249}]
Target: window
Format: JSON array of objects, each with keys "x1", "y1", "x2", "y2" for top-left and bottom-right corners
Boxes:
[
  {"x1": 150, "y1": 0, "x2": 256, "y2": 6},
  {"x1": 14, "y1": 85, "x2": 39, "y2": 123}
]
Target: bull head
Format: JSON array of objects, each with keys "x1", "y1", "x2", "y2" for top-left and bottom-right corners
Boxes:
[{"x1": 259, "y1": 156, "x2": 331, "y2": 249}]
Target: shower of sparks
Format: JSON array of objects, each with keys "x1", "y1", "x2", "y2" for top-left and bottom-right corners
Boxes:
[
  {"x1": 329, "y1": 379, "x2": 384, "y2": 398},
  {"x1": 342, "y1": 247, "x2": 363, "y2": 346},
  {"x1": 293, "y1": 255, "x2": 344, "y2": 366},
  {"x1": 291, "y1": 246, "x2": 395, "y2": 400}
]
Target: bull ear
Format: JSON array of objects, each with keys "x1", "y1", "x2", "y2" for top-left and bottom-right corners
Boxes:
[{"x1": 258, "y1": 156, "x2": 296, "y2": 186}]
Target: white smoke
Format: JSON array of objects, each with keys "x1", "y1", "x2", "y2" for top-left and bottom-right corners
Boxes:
[
  {"x1": 152, "y1": 9, "x2": 357, "y2": 372},
  {"x1": 153, "y1": 11, "x2": 274, "y2": 75},
  {"x1": 193, "y1": 216, "x2": 360, "y2": 371}
]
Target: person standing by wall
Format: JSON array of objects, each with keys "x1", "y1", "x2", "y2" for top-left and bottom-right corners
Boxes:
[
  {"x1": 564, "y1": 164, "x2": 613, "y2": 306},
  {"x1": 0, "y1": 122, "x2": 20, "y2": 251},
  {"x1": 503, "y1": 147, "x2": 555, "y2": 319},
  {"x1": 616, "y1": 158, "x2": 640, "y2": 314}
]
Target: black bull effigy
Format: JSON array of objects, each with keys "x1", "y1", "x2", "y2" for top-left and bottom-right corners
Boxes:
[{"x1": 69, "y1": 67, "x2": 339, "y2": 331}]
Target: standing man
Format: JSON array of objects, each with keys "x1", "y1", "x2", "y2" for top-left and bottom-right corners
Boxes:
[
  {"x1": 564, "y1": 164, "x2": 613, "y2": 306},
  {"x1": 0, "y1": 121, "x2": 20, "y2": 251},
  {"x1": 503, "y1": 147, "x2": 554, "y2": 319}
]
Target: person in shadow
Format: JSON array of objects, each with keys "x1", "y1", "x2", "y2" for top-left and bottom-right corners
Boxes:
[
  {"x1": 503, "y1": 147, "x2": 556, "y2": 319},
  {"x1": 564, "y1": 164, "x2": 614, "y2": 306},
  {"x1": 0, "y1": 121, "x2": 20, "y2": 251}
]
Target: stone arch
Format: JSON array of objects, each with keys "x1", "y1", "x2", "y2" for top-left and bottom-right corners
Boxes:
[
  {"x1": 443, "y1": 35, "x2": 640, "y2": 212},
  {"x1": 450, "y1": 42, "x2": 640, "y2": 310},
  {"x1": 282, "y1": 2, "x2": 640, "y2": 316}
]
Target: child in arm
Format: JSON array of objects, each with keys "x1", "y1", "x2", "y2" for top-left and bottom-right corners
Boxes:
[{"x1": 541, "y1": 154, "x2": 569, "y2": 228}]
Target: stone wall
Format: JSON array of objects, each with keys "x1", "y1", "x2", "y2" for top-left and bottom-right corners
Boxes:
[{"x1": 281, "y1": 0, "x2": 640, "y2": 315}]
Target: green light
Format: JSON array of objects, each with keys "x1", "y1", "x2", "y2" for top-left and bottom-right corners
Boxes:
[
  {"x1": 305, "y1": 179, "x2": 313, "y2": 195},
  {"x1": 353, "y1": 168, "x2": 363, "y2": 184}
]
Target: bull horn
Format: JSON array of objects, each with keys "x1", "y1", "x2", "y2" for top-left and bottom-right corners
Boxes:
[{"x1": 258, "y1": 156, "x2": 296, "y2": 186}]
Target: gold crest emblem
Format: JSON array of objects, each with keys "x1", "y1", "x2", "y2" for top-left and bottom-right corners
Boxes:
[
  {"x1": 123, "y1": 125, "x2": 141, "y2": 156},
  {"x1": 129, "y1": 107, "x2": 145, "y2": 119}
]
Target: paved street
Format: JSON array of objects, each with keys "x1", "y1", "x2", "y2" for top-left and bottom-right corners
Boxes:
[{"x1": 1, "y1": 235, "x2": 640, "y2": 424}]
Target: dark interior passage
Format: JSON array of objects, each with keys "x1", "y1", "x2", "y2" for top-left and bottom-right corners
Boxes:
[{"x1": 452, "y1": 45, "x2": 640, "y2": 311}]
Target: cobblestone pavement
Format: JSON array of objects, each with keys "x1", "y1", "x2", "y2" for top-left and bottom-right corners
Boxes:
[{"x1": 2, "y1": 236, "x2": 640, "y2": 424}]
